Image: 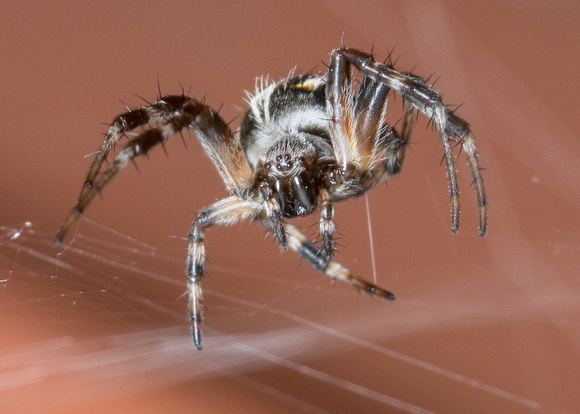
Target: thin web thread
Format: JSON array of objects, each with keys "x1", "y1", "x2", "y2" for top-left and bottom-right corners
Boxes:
[{"x1": 364, "y1": 194, "x2": 378, "y2": 284}]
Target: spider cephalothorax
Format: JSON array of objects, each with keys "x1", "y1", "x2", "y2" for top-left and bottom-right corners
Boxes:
[
  {"x1": 254, "y1": 134, "x2": 321, "y2": 218},
  {"x1": 56, "y1": 47, "x2": 487, "y2": 349}
]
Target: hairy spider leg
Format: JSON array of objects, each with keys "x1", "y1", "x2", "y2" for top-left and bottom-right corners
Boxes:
[
  {"x1": 320, "y1": 60, "x2": 392, "y2": 260},
  {"x1": 55, "y1": 106, "x2": 171, "y2": 244},
  {"x1": 55, "y1": 95, "x2": 253, "y2": 244},
  {"x1": 55, "y1": 94, "x2": 256, "y2": 349},
  {"x1": 322, "y1": 49, "x2": 413, "y2": 235},
  {"x1": 327, "y1": 52, "x2": 417, "y2": 183},
  {"x1": 330, "y1": 48, "x2": 487, "y2": 236},
  {"x1": 318, "y1": 188, "x2": 335, "y2": 261},
  {"x1": 284, "y1": 224, "x2": 396, "y2": 300},
  {"x1": 257, "y1": 180, "x2": 288, "y2": 249},
  {"x1": 187, "y1": 196, "x2": 261, "y2": 349},
  {"x1": 187, "y1": 198, "x2": 397, "y2": 349}
]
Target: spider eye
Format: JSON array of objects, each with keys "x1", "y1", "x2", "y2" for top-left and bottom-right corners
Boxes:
[{"x1": 265, "y1": 162, "x2": 271, "y2": 170}]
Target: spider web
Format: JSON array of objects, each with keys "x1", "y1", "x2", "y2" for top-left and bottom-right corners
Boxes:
[{"x1": 0, "y1": 217, "x2": 540, "y2": 413}]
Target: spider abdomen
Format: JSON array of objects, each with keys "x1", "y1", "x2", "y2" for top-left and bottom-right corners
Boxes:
[{"x1": 240, "y1": 74, "x2": 333, "y2": 170}]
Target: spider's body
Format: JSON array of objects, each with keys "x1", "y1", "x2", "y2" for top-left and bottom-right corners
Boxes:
[
  {"x1": 56, "y1": 48, "x2": 487, "y2": 350},
  {"x1": 243, "y1": 75, "x2": 332, "y2": 219}
]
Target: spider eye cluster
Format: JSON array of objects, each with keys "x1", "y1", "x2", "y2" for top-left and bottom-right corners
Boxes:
[{"x1": 264, "y1": 152, "x2": 306, "y2": 173}]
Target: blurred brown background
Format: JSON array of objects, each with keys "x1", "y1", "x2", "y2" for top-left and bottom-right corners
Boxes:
[{"x1": 2, "y1": 1, "x2": 579, "y2": 413}]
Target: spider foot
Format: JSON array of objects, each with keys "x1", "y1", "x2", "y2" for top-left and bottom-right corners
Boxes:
[
  {"x1": 191, "y1": 315, "x2": 203, "y2": 350},
  {"x1": 187, "y1": 280, "x2": 204, "y2": 350},
  {"x1": 363, "y1": 283, "x2": 396, "y2": 301},
  {"x1": 326, "y1": 262, "x2": 396, "y2": 301}
]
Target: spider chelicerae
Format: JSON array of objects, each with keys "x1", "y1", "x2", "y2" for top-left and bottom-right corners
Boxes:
[{"x1": 56, "y1": 47, "x2": 487, "y2": 350}]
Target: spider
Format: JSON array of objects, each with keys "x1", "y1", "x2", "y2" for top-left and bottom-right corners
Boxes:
[{"x1": 55, "y1": 47, "x2": 487, "y2": 350}]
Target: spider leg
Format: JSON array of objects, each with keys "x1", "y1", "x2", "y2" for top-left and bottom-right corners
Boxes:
[
  {"x1": 258, "y1": 183, "x2": 287, "y2": 249},
  {"x1": 352, "y1": 69, "x2": 416, "y2": 180},
  {"x1": 327, "y1": 50, "x2": 398, "y2": 176},
  {"x1": 284, "y1": 224, "x2": 395, "y2": 300},
  {"x1": 325, "y1": 51, "x2": 408, "y2": 200},
  {"x1": 187, "y1": 196, "x2": 261, "y2": 349},
  {"x1": 329, "y1": 48, "x2": 487, "y2": 236},
  {"x1": 353, "y1": 71, "x2": 391, "y2": 168},
  {"x1": 383, "y1": 104, "x2": 415, "y2": 177},
  {"x1": 325, "y1": 50, "x2": 359, "y2": 169},
  {"x1": 55, "y1": 95, "x2": 253, "y2": 244},
  {"x1": 319, "y1": 188, "x2": 336, "y2": 261}
]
